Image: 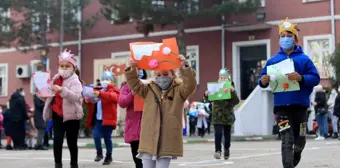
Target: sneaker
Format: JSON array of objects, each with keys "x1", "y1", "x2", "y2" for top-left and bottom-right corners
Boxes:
[
  {"x1": 224, "y1": 150, "x2": 230, "y2": 160},
  {"x1": 332, "y1": 133, "x2": 339, "y2": 139},
  {"x1": 94, "y1": 154, "x2": 104, "y2": 162},
  {"x1": 293, "y1": 151, "x2": 302, "y2": 167},
  {"x1": 102, "y1": 154, "x2": 113, "y2": 165},
  {"x1": 213, "y1": 151, "x2": 221, "y2": 159},
  {"x1": 314, "y1": 136, "x2": 325, "y2": 140},
  {"x1": 35, "y1": 145, "x2": 48, "y2": 150}
]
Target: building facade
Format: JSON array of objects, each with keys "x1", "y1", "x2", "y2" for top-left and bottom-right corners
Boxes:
[{"x1": 0, "y1": 0, "x2": 339, "y2": 108}]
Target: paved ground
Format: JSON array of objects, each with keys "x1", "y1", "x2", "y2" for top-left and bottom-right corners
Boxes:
[{"x1": 0, "y1": 139, "x2": 340, "y2": 168}]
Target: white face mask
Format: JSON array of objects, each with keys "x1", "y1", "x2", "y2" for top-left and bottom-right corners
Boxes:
[
  {"x1": 58, "y1": 69, "x2": 73, "y2": 79},
  {"x1": 101, "y1": 80, "x2": 111, "y2": 88},
  {"x1": 20, "y1": 91, "x2": 25, "y2": 97}
]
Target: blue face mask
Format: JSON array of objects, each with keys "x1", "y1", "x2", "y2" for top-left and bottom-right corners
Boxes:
[
  {"x1": 138, "y1": 71, "x2": 144, "y2": 79},
  {"x1": 280, "y1": 37, "x2": 294, "y2": 50}
]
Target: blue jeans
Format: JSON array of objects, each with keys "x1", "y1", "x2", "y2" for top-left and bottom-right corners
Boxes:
[
  {"x1": 93, "y1": 120, "x2": 114, "y2": 155},
  {"x1": 316, "y1": 113, "x2": 328, "y2": 137}
]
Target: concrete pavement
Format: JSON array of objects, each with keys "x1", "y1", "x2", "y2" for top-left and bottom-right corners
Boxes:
[{"x1": 0, "y1": 139, "x2": 340, "y2": 167}]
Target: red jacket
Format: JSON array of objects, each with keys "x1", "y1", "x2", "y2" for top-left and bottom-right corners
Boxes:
[{"x1": 85, "y1": 84, "x2": 120, "y2": 128}]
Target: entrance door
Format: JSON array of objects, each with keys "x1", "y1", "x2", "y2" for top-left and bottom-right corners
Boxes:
[{"x1": 240, "y1": 45, "x2": 267, "y2": 100}]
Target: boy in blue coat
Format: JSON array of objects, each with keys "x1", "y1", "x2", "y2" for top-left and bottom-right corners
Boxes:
[{"x1": 259, "y1": 18, "x2": 320, "y2": 168}]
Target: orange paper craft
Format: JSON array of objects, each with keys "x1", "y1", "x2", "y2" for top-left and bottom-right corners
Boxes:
[
  {"x1": 129, "y1": 37, "x2": 181, "y2": 70},
  {"x1": 134, "y1": 95, "x2": 144, "y2": 111}
]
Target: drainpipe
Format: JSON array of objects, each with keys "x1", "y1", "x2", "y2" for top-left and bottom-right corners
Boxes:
[
  {"x1": 331, "y1": 0, "x2": 336, "y2": 50},
  {"x1": 78, "y1": 5, "x2": 82, "y2": 75},
  {"x1": 221, "y1": 16, "x2": 226, "y2": 69}
]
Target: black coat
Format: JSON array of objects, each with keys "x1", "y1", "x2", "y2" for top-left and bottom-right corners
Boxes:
[
  {"x1": 3, "y1": 110, "x2": 11, "y2": 136},
  {"x1": 34, "y1": 95, "x2": 46, "y2": 129},
  {"x1": 333, "y1": 95, "x2": 340, "y2": 118},
  {"x1": 314, "y1": 91, "x2": 327, "y2": 114},
  {"x1": 9, "y1": 92, "x2": 28, "y2": 121}
]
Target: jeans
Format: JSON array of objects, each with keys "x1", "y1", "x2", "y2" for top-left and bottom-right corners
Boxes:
[
  {"x1": 93, "y1": 120, "x2": 114, "y2": 155},
  {"x1": 316, "y1": 113, "x2": 328, "y2": 137},
  {"x1": 53, "y1": 112, "x2": 80, "y2": 166},
  {"x1": 332, "y1": 115, "x2": 339, "y2": 133},
  {"x1": 275, "y1": 106, "x2": 307, "y2": 168},
  {"x1": 214, "y1": 124, "x2": 231, "y2": 152},
  {"x1": 130, "y1": 141, "x2": 143, "y2": 168},
  {"x1": 142, "y1": 158, "x2": 171, "y2": 168}
]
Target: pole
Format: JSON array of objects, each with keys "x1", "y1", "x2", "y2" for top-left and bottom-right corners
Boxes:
[
  {"x1": 330, "y1": 0, "x2": 335, "y2": 50},
  {"x1": 59, "y1": 0, "x2": 64, "y2": 53},
  {"x1": 78, "y1": 4, "x2": 82, "y2": 74},
  {"x1": 221, "y1": 1, "x2": 225, "y2": 69}
]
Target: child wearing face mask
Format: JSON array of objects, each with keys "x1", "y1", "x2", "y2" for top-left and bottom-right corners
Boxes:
[
  {"x1": 205, "y1": 69, "x2": 240, "y2": 160},
  {"x1": 84, "y1": 70, "x2": 120, "y2": 166},
  {"x1": 42, "y1": 49, "x2": 83, "y2": 168},
  {"x1": 124, "y1": 55, "x2": 197, "y2": 168},
  {"x1": 118, "y1": 68, "x2": 147, "y2": 168}
]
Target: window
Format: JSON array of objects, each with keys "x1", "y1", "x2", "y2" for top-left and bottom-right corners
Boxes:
[
  {"x1": 152, "y1": 0, "x2": 165, "y2": 6},
  {"x1": 186, "y1": 45, "x2": 200, "y2": 84},
  {"x1": 31, "y1": 12, "x2": 51, "y2": 32},
  {"x1": 304, "y1": 35, "x2": 334, "y2": 79},
  {"x1": 0, "y1": 64, "x2": 8, "y2": 96},
  {"x1": 0, "y1": 8, "x2": 10, "y2": 32}
]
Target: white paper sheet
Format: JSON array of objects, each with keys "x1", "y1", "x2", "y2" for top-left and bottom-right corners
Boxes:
[
  {"x1": 207, "y1": 83, "x2": 224, "y2": 95},
  {"x1": 131, "y1": 43, "x2": 162, "y2": 60},
  {"x1": 33, "y1": 72, "x2": 55, "y2": 97},
  {"x1": 275, "y1": 59, "x2": 295, "y2": 75}
]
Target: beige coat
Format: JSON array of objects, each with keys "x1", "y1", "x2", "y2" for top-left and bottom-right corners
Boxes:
[{"x1": 124, "y1": 66, "x2": 196, "y2": 157}]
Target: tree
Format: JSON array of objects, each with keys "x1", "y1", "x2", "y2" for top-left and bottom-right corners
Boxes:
[
  {"x1": 99, "y1": 0, "x2": 261, "y2": 55},
  {"x1": 330, "y1": 43, "x2": 340, "y2": 82},
  {"x1": 0, "y1": 0, "x2": 15, "y2": 47},
  {"x1": 1, "y1": 0, "x2": 97, "y2": 70}
]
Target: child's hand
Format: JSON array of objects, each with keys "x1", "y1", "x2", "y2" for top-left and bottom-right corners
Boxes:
[
  {"x1": 205, "y1": 90, "x2": 210, "y2": 96},
  {"x1": 94, "y1": 91, "x2": 100, "y2": 97},
  {"x1": 128, "y1": 58, "x2": 137, "y2": 68},
  {"x1": 179, "y1": 54, "x2": 187, "y2": 67},
  {"x1": 52, "y1": 85, "x2": 62, "y2": 92},
  {"x1": 230, "y1": 86, "x2": 235, "y2": 92}
]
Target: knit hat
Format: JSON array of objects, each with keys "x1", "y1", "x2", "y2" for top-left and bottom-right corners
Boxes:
[
  {"x1": 278, "y1": 17, "x2": 298, "y2": 38},
  {"x1": 219, "y1": 68, "x2": 230, "y2": 79},
  {"x1": 58, "y1": 49, "x2": 77, "y2": 67},
  {"x1": 101, "y1": 70, "x2": 114, "y2": 81}
]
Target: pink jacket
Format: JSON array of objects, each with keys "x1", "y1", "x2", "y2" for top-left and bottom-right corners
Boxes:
[
  {"x1": 43, "y1": 73, "x2": 84, "y2": 122},
  {"x1": 0, "y1": 113, "x2": 3, "y2": 131},
  {"x1": 118, "y1": 83, "x2": 142, "y2": 143}
]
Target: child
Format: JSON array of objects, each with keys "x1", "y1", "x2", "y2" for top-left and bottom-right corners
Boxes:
[
  {"x1": 3, "y1": 102, "x2": 13, "y2": 150},
  {"x1": 43, "y1": 49, "x2": 83, "y2": 168},
  {"x1": 196, "y1": 103, "x2": 209, "y2": 138},
  {"x1": 205, "y1": 68, "x2": 240, "y2": 160},
  {"x1": 0, "y1": 107, "x2": 3, "y2": 149},
  {"x1": 118, "y1": 68, "x2": 147, "y2": 168},
  {"x1": 85, "y1": 70, "x2": 120, "y2": 166},
  {"x1": 26, "y1": 108, "x2": 37, "y2": 150},
  {"x1": 124, "y1": 55, "x2": 196, "y2": 168}
]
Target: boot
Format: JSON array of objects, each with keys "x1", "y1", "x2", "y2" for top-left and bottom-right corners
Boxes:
[
  {"x1": 102, "y1": 153, "x2": 113, "y2": 165},
  {"x1": 55, "y1": 163, "x2": 62, "y2": 168},
  {"x1": 213, "y1": 151, "x2": 221, "y2": 159},
  {"x1": 224, "y1": 149, "x2": 230, "y2": 160},
  {"x1": 293, "y1": 151, "x2": 302, "y2": 167},
  {"x1": 35, "y1": 145, "x2": 48, "y2": 150},
  {"x1": 94, "y1": 152, "x2": 104, "y2": 162},
  {"x1": 332, "y1": 133, "x2": 339, "y2": 139},
  {"x1": 6, "y1": 145, "x2": 13, "y2": 150}
]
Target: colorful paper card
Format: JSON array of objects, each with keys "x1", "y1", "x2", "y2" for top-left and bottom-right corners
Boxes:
[
  {"x1": 33, "y1": 71, "x2": 55, "y2": 97},
  {"x1": 134, "y1": 95, "x2": 144, "y2": 111},
  {"x1": 267, "y1": 59, "x2": 300, "y2": 93},
  {"x1": 207, "y1": 81, "x2": 232, "y2": 101},
  {"x1": 82, "y1": 86, "x2": 100, "y2": 103},
  {"x1": 129, "y1": 38, "x2": 181, "y2": 70}
]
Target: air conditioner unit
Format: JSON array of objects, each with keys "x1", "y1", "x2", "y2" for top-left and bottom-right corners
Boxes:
[{"x1": 16, "y1": 65, "x2": 31, "y2": 78}]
